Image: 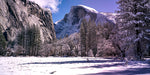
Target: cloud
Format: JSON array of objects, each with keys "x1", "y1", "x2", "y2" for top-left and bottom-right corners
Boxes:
[{"x1": 29, "y1": 0, "x2": 62, "y2": 13}]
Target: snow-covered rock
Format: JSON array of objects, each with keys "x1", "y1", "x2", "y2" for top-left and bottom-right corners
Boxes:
[
  {"x1": 78, "y1": 5, "x2": 98, "y2": 13},
  {"x1": 54, "y1": 5, "x2": 115, "y2": 39},
  {"x1": 100, "y1": 12, "x2": 117, "y2": 23},
  {"x1": 0, "y1": 0, "x2": 56, "y2": 43}
]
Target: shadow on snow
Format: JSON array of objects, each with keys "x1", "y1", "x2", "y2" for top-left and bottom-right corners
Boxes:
[
  {"x1": 20, "y1": 58, "x2": 150, "y2": 75},
  {"x1": 21, "y1": 59, "x2": 121, "y2": 65},
  {"x1": 84, "y1": 67, "x2": 150, "y2": 75}
]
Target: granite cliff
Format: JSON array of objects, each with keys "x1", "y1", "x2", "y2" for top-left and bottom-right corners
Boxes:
[{"x1": 0, "y1": 0, "x2": 56, "y2": 43}]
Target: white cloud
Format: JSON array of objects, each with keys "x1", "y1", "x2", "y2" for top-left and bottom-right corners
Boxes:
[{"x1": 29, "y1": 0, "x2": 62, "y2": 13}]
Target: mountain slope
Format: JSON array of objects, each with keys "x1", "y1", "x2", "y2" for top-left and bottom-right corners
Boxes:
[
  {"x1": 100, "y1": 12, "x2": 117, "y2": 23},
  {"x1": 0, "y1": 0, "x2": 56, "y2": 43},
  {"x1": 54, "y1": 5, "x2": 116, "y2": 39}
]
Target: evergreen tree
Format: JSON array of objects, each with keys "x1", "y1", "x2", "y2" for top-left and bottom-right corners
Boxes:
[
  {"x1": 0, "y1": 26, "x2": 6, "y2": 55},
  {"x1": 17, "y1": 25, "x2": 41, "y2": 56},
  {"x1": 80, "y1": 19, "x2": 88, "y2": 56},
  {"x1": 116, "y1": 0, "x2": 150, "y2": 60},
  {"x1": 17, "y1": 29, "x2": 25, "y2": 48},
  {"x1": 80, "y1": 19, "x2": 97, "y2": 57},
  {"x1": 33, "y1": 25, "x2": 41, "y2": 56},
  {"x1": 87, "y1": 19, "x2": 97, "y2": 57},
  {"x1": 26, "y1": 25, "x2": 41, "y2": 56}
]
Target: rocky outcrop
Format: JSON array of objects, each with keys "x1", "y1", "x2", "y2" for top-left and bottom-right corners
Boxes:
[
  {"x1": 0, "y1": 0, "x2": 56, "y2": 43},
  {"x1": 54, "y1": 5, "x2": 115, "y2": 39}
]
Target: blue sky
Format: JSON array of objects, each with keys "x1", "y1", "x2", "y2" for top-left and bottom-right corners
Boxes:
[
  {"x1": 29, "y1": 0, "x2": 118, "y2": 22},
  {"x1": 52, "y1": 0, "x2": 118, "y2": 22}
]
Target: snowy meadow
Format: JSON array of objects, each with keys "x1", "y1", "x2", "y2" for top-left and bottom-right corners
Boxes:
[
  {"x1": 0, "y1": 0, "x2": 150, "y2": 75},
  {"x1": 0, "y1": 57, "x2": 150, "y2": 75}
]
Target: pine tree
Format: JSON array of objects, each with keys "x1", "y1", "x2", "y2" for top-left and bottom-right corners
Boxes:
[
  {"x1": 17, "y1": 29, "x2": 25, "y2": 48},
  {"x1": 33, "y1": 25, "x2": 41, "y2": 56},
  {"x1": 116, "y1": 0, "x2": 150, "y2": 60},
  {"x1": 80, "y1": 19, "x2": 88, "y2": 56},
  {"x1": 0, "y1": 26, "x2": 6, "y2": 55},
  {"x1": 80, "y1": 19, "x2": 97, "y2": 57},
  {"x1": 87, "y1": 19, "x2": 97, "y2": 57},
  {"x1": 17, "y1": 25, "x2": 41, "y2": 56},
  {"x1": 26, "y1": 25, "x2": 41, "y2": 56}
]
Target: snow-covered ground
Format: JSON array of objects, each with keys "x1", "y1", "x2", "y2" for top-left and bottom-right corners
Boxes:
[{"x1": 0, "y1": 57, "x2": 150, "y2": 75}]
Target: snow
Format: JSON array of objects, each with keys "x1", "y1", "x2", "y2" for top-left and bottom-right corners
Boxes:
[
  {"x1": 84, "y1": 14, "x2": 90, "y2": 22},
  {"x1": 55, "y1": 20, "x2": 63, "y2": 25},
  {"x1": 96, "y1": 14, "x2": 109, "y2": 25},
  {"x1": 0, "y1": 57, "x2": 150, "y2": 75},
  {"x1": 100, "y1": 12, "x2": 117, "y2": 23},
  {"x1": 55, "y1": 21, "x2": 80, "y2": 39},
  {"x1": 78, "y1": 5, "x2": 98, "y2": 13}
]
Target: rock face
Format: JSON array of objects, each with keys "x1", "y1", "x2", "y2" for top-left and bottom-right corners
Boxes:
[
  {"x1": 0, "y1": 0, "x2": 56, "y2": 43},
  {"x1": 100, "y1": 12, "x2": 117, "y2": 23},
  {"x1": 54, "y1": 5, "x2": 115, "y2": 39}
]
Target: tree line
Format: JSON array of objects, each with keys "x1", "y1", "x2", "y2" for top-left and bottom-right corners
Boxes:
[
  {"x1": 0, "y1": 25, "x2": 42, "y2": 56},
  {"x1": 79, "y1": 0, "x2": 150, "y2": 60},
  {"x1": 16, "y1": 25, "x2": 41, "y2": 56}
]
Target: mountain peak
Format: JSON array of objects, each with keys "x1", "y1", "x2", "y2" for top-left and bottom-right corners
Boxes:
[
  {"x1": 76, "y1": 5, "x2": 98, "y2": 13},
  {"x1": 54, "y1": 5, "x2": 115, "y2": 39}
]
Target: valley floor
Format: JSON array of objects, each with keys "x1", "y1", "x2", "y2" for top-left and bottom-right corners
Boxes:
[{"x1": 0, "y1": 57, "x2": 150, "y2": 75}]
